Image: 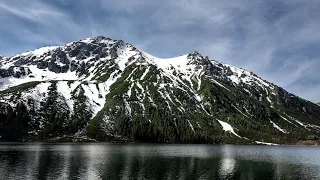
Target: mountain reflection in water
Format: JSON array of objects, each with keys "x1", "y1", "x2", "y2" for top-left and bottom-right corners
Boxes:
[{"x1": 0, "y1": 143, "x2": 319, "y2": 180}]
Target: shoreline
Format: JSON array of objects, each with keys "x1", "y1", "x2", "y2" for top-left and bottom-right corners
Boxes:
[{"x1": 0, "y1": 140, "x2": 319, "y2": 146}]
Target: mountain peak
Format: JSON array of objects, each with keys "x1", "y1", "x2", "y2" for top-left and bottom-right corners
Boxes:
[
  {"x1": 93, "y1": 36, "x2": 111, "y2": 41},
  {"x1": 186, "y1": 51, "x2": 210, "y2": 67},
  {"x1": 188, "y1": 51, "x2": 202, "y2": 56},
  {"x1": 75, "y1": 36, "x2": 116, "y2": 45},
  {"x1": 187, "y1": 51, "x2": 208, "y2": 59},
  {"x1": 1, "y1": 37, "x2": 320, "y2": 144}
]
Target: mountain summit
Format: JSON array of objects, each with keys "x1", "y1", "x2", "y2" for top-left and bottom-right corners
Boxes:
[{"x1": 1, "y1": 36, "x2": 319, "y2": 144}]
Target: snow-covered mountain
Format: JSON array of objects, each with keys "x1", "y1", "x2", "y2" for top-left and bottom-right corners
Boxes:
[{"x1": 1, "y1": 36, "x2": 320, "y2": 144}]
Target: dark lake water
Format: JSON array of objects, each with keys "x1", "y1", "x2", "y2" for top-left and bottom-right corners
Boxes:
[{"x1": 0, "y1": 143, "x2": 319, "y2": 180}]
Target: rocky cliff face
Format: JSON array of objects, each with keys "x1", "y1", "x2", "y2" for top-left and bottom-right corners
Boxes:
[{"x1": 0, "y1": 36, "x2": 320, "y2": 144}]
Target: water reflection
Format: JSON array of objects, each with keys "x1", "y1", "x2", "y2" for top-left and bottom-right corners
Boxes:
[
  {"x1": 219, "y1": 145, "x2": 236, "y2": 179},
  {"x1": 0, "y1": 143, "x2": 319, "y2": 179}
]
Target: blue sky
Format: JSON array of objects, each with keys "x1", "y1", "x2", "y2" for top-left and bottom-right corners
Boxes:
[{"x1": 0, "y1": 0, "x2": 319, "y2": 102}]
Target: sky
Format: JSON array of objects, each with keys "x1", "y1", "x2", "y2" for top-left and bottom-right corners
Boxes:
[{"x1": 0, "y1": 0, "x2": 319, "y2": 102}]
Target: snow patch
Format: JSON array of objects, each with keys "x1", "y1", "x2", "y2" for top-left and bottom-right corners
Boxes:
[
  {"x1": 124, "y1": 99, "x2": 132, "y2": 117},
  {"x1": 140, "y1": 67, "x2": 150, "y2": 80},
  {"x1": 255, "y1": 141, "x2": 278, "y2": 145},
  {"x1": 187, "y1": 120, "x2": 195, "y2": 133},
  {"x1": 212, "y1": 79, "x2": 230, "y2": 91},
  {"x1": 217, "y1": 119, "x2": 242, "y2": 138},
  {"x1": 0, "y1": 65, "x2": 78, "y2": 91},
  {"x1": 21, "y1": 82, "x2": 51, "y2": 110},
  {"x1": 57, "y1": 81, "x2": 74, "y2": 115},
  {"x1": 233, "y1": 105, "x2": 250, "y2": 118},
  {"x1": 19, "y1": 46, "x2": 58, "y2": 58},
  {"x1": 279, "y1": 115, "x2": 296, "y2": 126},
  {"x1": 270, "y1": 120, "x2": 287, "y2": 133}
]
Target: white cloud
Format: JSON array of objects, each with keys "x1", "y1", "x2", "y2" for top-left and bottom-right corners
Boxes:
[
  {"x1": 0, "y1": 1, "x2": 64, "y2": 23},
  {"x1": 0, "y1": 0, "x2": 319, "y2": 102}
]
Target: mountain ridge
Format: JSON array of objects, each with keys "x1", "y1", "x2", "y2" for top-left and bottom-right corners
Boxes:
[{"x1": 0, "y1": 36, "x2": 319, "y2": 144}]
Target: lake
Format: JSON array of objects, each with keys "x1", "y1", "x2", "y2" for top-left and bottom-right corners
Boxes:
[{"x1": 0, "y1": 143, "x2": 319, "y2": 180}]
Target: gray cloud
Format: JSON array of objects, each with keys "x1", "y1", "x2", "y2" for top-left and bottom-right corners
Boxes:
[{"x1": 0, "y1": 0, "x2": 319, "y2": 102}]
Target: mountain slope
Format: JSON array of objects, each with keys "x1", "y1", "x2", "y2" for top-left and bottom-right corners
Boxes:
[{"x1": 1, "y1": 36, "x2": 320, "y2": 144}]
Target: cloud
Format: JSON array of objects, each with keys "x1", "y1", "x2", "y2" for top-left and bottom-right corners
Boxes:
[
  {"x1": 0, "y1": 0, "x2": 79, "y2": 55},
  {"x1": 0, "y1": 0, "x2": 319, "y2": 102},
  {"x1": 0, "y1": 1, "x2": 63, "y2": 23}
]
